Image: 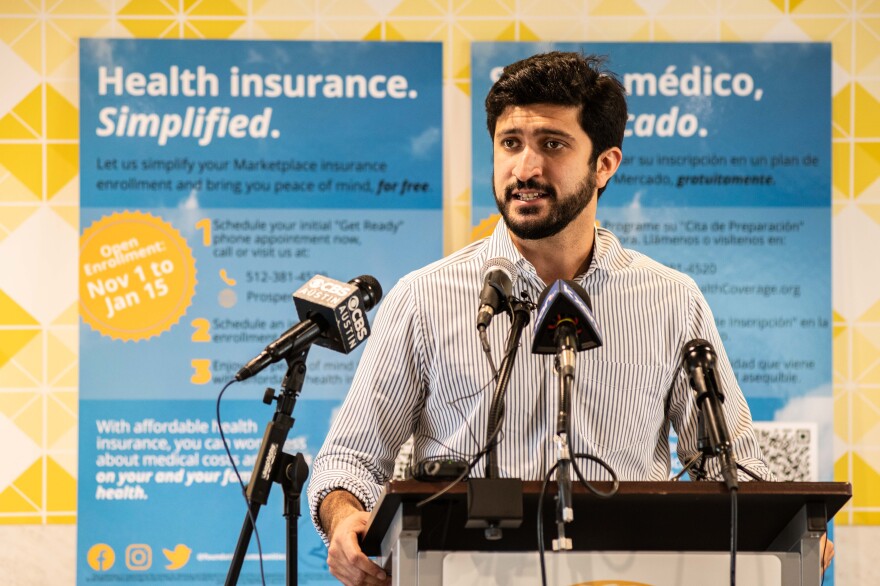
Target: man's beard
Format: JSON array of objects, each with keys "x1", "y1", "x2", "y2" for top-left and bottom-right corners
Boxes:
[{"x1": 493, "y1": 170, "x2": 597, "y2": 240}]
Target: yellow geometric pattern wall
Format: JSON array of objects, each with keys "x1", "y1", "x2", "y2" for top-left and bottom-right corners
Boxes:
[{"x1": 0, "y1": 0, "x2": 877, "y2": 526}]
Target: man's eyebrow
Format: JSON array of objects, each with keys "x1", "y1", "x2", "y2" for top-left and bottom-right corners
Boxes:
[{"x1": 495, "y1": 127, "x2": 576, "y2": 139}]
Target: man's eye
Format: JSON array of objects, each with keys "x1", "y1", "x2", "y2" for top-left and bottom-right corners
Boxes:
[
  {"x1": 546, "y1": 140, "x2": 563, "y2": 149},
  {"x1": 501, "y1": 139, "x2": 518, "y2": 148}
]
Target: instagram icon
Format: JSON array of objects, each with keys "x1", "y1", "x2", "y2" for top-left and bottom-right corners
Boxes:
[{"x1": 125, "y1": 544, "x2": 152, "y2": 571}]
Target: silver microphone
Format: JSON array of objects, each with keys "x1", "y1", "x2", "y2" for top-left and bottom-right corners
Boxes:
[{"x1": 476, "y1": 257, "x2": 517, "y2": 330}]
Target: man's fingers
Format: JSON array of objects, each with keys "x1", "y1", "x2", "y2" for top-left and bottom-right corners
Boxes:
[
  {"x1": 327, "y1": 554, "x2": 388, "y2": 586},
  {"x1": 820, "y1": 534, "x2": 835, "y2": 570},
  {"x1": 341, "y1": 529, "x2": 387, "y2": 581},
  {"x1": 326, "y1": 511, "x2": 389, "y2": 585}
]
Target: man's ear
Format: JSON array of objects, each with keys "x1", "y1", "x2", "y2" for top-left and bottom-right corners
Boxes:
[{"x1": 595, "y1": 147, "x2": 623, "y2": 189}]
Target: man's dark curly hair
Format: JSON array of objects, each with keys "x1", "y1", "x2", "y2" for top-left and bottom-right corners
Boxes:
[{"x1": 485, "y1": 51, "x2": 628, "y2": 172}]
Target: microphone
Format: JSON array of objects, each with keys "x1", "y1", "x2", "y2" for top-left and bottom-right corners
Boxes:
[
  {"x1": 531, "y1": 279, "x2": 602, "y2": 551},
  {"x1": 682, "y1": 338, "x2": 722, "y2": 399},
  {"x1": 476, "y1": 257, "x2": 517, "y2": 330},
  {"x1": 681, "y1": 338, "x2": 738, "y2": 490},
  {"x1": 235, "y1": 274, "x2": 383, "y2": 381},
  {"x1": 532, "y1": 280, "x2": 602, "y2": 376}
]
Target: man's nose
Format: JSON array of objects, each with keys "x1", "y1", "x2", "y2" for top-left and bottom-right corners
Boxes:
[{"x1": 512, "y1": 147, "x2": 542, "y2": 182}]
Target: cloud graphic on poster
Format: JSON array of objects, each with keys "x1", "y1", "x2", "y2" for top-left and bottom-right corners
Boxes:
[
  {"x1": 245, "y1": 47, "x2": 266, "y2": 64},
  {"x1": 180, "y1": 189, "x2": 200, "y2": 210},
  {"x1": 687, "y1": 95, "x2": 714, "y2": 118},
  {"x1": 310, "y1": 43, "x2": 345, "y2": 67},
  {"x1": 410, "y1": 127, "x2": 440, "y2": 158},
  {"x1": 88, "y1": 38, "x2": 115, "y2": 65},
  {"x1": 627, "y1": 190, "x2": 644, "y2": 209},
  {"x1": 168, "y1": 194, "x2": 203, "y2": 244},
  {"x1": 773, "y1": 387, "x2": 833, "y2": 480},
  {"x1": 329, "y1": 406, "x2": 342, "y2": 427},
  {"x1": 176, "y1": 191, "x2": 203, "y2": 240}
]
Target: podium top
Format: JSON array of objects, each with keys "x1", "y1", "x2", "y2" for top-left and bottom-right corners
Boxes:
[{"x1": 362, "y1": 480, "x2": 851, "y2": 555}]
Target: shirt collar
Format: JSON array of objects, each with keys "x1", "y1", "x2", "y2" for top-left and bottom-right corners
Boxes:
[
  {"x1": 593, "y1": 225, "x2": 632, "y2": 273},
  {"x1": 483, "y1": 218, "x2": 632, "y2": 286},
  {"x1": 484, "y1": 218, "x2": 530, "y2": 275}
]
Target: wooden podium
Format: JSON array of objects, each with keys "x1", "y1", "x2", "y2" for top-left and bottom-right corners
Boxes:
[{"x1": 362, "y1": 480, "x2": 851, "y2": 585}]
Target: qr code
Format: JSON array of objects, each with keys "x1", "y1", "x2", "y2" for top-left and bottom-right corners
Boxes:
[{"x1": 752, "y1": 421, "x2": 818, "y2": 482}]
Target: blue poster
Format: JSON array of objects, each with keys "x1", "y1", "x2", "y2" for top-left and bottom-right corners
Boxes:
[
  {"x1": 78, "y1": 39, "x2": 442, "y2": 584},
  {"x1": 472, "y1": 43, "x2": 831, "y2": 478}
]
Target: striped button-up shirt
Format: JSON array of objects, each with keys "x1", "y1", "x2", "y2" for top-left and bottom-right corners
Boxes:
[{"x1": 308, "y1": 219, "x2": 771, "y2": 537}]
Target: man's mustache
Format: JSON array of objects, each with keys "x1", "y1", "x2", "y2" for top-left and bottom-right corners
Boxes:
[{"x1": 504, "y1": 178, "x2": 557, "y2": 198}]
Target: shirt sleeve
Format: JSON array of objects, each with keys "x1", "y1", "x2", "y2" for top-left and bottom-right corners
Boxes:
[
  {"x1": 667, "y1": 283, "x2": 776, "y2": 482},
  {"x1": 306, "y1": 277, "x2": 428, "y2": 542}
]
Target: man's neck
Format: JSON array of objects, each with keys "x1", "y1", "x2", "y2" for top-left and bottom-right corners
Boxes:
[{"x1": 509, "y1": 218, "x2": 596, "y2": 285}]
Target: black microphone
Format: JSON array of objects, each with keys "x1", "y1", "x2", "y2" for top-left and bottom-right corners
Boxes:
[
  {"x1": 682, "y1": 338, "x2": 738, "y2": 490},
  {"x1": 235, "y1": 274, "x2": 382, "y2": 381},
  {"x1": 532, "y1": 280, "x2": 602, "y2": 375},
  {"x1": 476, "y1": 257, "x2": 517, "y2": 330},
  {"x1": 682, "y1": 338, "x2": 722, "y2": 399},
  {"x1": 531, "y1": 280, "x2": 602, "y2": 550}
]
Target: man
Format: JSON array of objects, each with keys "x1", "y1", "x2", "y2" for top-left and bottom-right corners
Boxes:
[{"x1": 307, "y1": 52, "x2": 829, "y2": 585}]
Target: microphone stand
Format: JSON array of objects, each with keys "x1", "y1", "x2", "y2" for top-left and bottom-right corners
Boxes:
[
  {"x1": 674, "y1": 382, "x2": 739, "y2": 489},
  {"x1": 225, "y1": 349, "x2": 311, "y2": 586},
  {"x1": 467, "y1": 298, "x2": 530, "y2": 539},
  {"x1": 692, "y1": 365, "x2": 740, "y2": 586},
  {"x1": 552, "y1": 321, "x2": 577, "y2": 552},
  {"x1": 672, "y1": 410, "x2": 714, "y2": 481},
  {"x1": 485, "y1": 298, "x2": 531, "y2": 478}
]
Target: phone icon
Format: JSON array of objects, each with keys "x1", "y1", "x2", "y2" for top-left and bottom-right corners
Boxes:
[{"x1": 220, "y1": 269, "x2": 237, "y2": 286}]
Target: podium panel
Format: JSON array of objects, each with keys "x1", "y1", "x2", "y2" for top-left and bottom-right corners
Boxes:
[
  {"x1": 443, "y1": 552, "x2": 783, "y2": 586},
  {"x1": 362, "y1": 480, "x2": 851, "y2": 586}
]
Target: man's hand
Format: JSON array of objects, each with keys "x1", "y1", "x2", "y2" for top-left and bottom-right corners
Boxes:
[
  {"x1": 320, "y1": 490, "x2": 390, "y2": 586},
  {"x1": 820, "y1": 533, "x2": 835, "y2": 572}
]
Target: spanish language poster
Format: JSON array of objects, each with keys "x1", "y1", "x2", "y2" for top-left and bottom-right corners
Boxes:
[{"x1": 472, "y1": 41, "x2": 831, "y2": 484}]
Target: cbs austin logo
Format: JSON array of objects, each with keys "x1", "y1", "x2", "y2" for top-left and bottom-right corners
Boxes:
[{"x1": 86, "y1": 543, "x2": 192, "y2": 572}]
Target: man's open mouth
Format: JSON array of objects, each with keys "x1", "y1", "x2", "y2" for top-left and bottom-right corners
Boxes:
[{"x1": 514, "y1": 191, "x2": 546, "y2": 202}]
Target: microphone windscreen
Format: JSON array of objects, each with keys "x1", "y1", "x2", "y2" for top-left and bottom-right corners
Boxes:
[
  {"x1": 682, "y1": 338, "x2": 716, "y2": 372},
  {"x1": 532, "y1": 280, "x2": 602, "y2": 354},
  {"x1": 480, "y1": 257, "x2": 516, "y2": 298},
  {"x1": 480, "y1": 257, "x2": 517, "y2": 282},
  {"x1": 535, "y1": 278, "x2": 593, "y2": 312},
  {"x1": 349, "y1": 274, "x2": 383, "y2": 310}
]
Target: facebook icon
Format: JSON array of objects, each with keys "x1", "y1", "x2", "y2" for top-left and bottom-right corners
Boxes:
[{"x1": 87, "y1": 543, "x2": 115, "y2": 571}]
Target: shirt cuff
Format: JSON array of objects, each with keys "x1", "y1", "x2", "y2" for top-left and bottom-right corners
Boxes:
[{"x1": 307, "y1": 473, "x2": 381, "y2": 545}]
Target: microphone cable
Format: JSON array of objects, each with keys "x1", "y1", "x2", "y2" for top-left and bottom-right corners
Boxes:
[
  {"x1": 415, "y1": 336, "x2": 523, "y2": 508},
  {"x1": 736, "y1": 462, "x2": 769, "y2": 481},
  {"x1": 674, "y1": 456, "x2": 745, "y2": 586},
  {"x1": 478, "y1": 290, "x2": 534, "y2": 391},
  {"x1": 536, "y1": 460, "x2": 560, "y2": 586},
  {"x1": 729, "y1": 486, "x2": 738, "y2": 586},
  {"x1": 415, "y1": 399, "x2": 509, "y2": 508},
  {"x1": 478, "y1": 327, "x2": 499, "y2": 378},
  {"x1": 216, "y1": 379, "x2": 266, "y2": 586},
  {"x1": 536, "y1": 453, "x2": 619, "y2": 586}
]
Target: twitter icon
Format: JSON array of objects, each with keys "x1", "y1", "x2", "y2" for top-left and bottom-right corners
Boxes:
[{"x1": 163, "y1": 544, "x2": 192, "y2": 570}]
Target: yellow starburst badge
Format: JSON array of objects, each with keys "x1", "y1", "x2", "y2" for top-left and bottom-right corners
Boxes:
[
  {"x1": 471, "y1": 213, "x2": 501, "y2": 242},
  {"x1": 80, "y1": 211, "x2": 197, "y2": 342}
]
